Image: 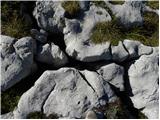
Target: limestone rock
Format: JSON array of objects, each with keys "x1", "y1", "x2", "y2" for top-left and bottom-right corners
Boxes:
[
  {"x1": 63, "y1": 4, "x2": 112, "y2": 62},
  {"x1": 128, "y1": 47, "x2": 159, "y2": 118},
  {"x1": 33, "y1": 1, "x2": 65, "y2": 33},
  {"x1": 0, "y1": 112, "x2": 14, "y2": 119},
  {"x1": 97, "y1": 63, "x2": 125, "y2": 91},
  {"x1": 43, "y1": 68, "x2": 117, "y2": 118},
  {"x1": 123, "y1": 39, "x2": 153, "y2": 59},
  {"x1": 30, "y1": 29, "x2": 48, "y2": 43},
  {"x1": 142, "y1": 103, "x2": 159, "y2": 119},
  {"x1": 85, "y1": 110, "x2": 97, "y2": 119},
  {"x1": 13, "y1": 67, "x2": 117, "y2": 118},
  {"x1": 111, "y1": 41, "x2": 129, "y2": 62},
  {"x1": 105, "y1": 1, "x2": 144, "y2": 28},
  {"x1": 35, "y1": 43, "x2": 68, "y2": 67},
  {"x1": 0, "y1": 35, "x2": 37, "y2": 91},
  {"x1": 13, "y1": 70, "x2": 56, "y2": 119}
]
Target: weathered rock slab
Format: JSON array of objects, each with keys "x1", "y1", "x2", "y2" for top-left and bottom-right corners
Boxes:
[
  {"x1": 128, "y1": 47, "x2": 159, "y2": 119},
  {"x1": 0, "y1": 35, "x2": 37, "y2": 91}
]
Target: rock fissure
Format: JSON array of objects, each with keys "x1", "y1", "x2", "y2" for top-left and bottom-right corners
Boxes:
[
  {"x1": 41, "y1": 83, "x2": 56, "y2": 115},
  {"x1": 78, "y1": 71, "x2": 96, "y2": 93}
]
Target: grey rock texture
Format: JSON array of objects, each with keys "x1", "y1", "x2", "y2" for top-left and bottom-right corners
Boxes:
[
  {"x1": 0, "y1": 112, "x2": 14, "y2": 119},
  {"x1": 123, "y1": 39, "x2": 153, "y2": 59},
  {"x1": 30, "y1": 29, "x2": 48, "y2": 43},
  {"x1": 63, "y1": 4, "x2": 112, "y2": 62},
  {"x1": 105, "y1": 0, "x2": 144, "y2": 28},
  {"x1": 79, "y1": 1, "x2": 90, "y2": 11},
  {"x1": 142, "y1": 103, "x2": 159, "y2": 119},
  {"x1": 35, "y1": 43, "x2": 68, "y2": 67},
  {"x1": 111, "y1": 41, "x2": 129, "y2": 62},
  {"x1": 128, "y1": 47, "x2": 159, "y2": 119},
  {"x1": 13, "y1": 68, "x2": 117, "y2": 119},
  {"x1": 0, "y1": 35, "x2": 37, "y2": 91},
  {"x1": 33, "y1": 1, "x2": 65, "y2": 33},
  {"x1": 97, "y1": 63, "x2": 125, "y2": 91},
  {"x1": 13, "y1": 70, "x2": 56, "y2": 119}
]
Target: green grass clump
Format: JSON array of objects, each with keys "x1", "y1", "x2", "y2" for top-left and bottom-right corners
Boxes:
[
  {"x1": 90, "y1": 11, "x2": 159, "y2": 46},
  {"x1": 90, "y1": 19, "x2": 123, "y2": 45},
  {"x1": 109, "y1": 0, "x2": 125, "y2": 5},
  {"x1": 1, "y1": 1, "x2": 31, "y2": 38},
  {"x1": 126, "y1": 11, "x2": 159, "y2": 46},
  {"x1": 62, "y1": 1, "x2": 80, "y2": 18},
  {"x1": 27, "y1": 112, "x2": 59, "y2": 119},
  {"x1": 147, "y1": 1, "x2": 159, "y2": 9}
]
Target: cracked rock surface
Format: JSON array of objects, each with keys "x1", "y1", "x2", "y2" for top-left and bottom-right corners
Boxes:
[
  {"x1": 128, "y1": 47, "x2": 159, "y2": 119},
  {"x1": 1, "y1": 0, "x2": 159, "y2": 119},
  {"x1": 13, "y1": 68, "x2": 117, "y2": 119},
  {"x1": 0, "y1": 35, "x2": 37, "y2": 91}
]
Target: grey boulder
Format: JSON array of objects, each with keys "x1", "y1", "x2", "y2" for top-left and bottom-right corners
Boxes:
[
  {"x1": 35, "y1": 43, "x2": 68, "y2": 67},
  {"x1": 0, "y1": 35, "x2": 37, "y2": 91},
  {"x1": 0, "y1": 112, "x2": 14, "y2": 119},
  {"x1": 33, "y1": 1, "x2": 65, "y2": 33},
  {"x1": 63, "y1": 4, "x2": 112, "y2": 62},
  {"x1": 111, "y1": 41, "x2": 129, "y2": 62},
  {"x1": 128, "y1": 47, "x2": 159, "y2": 119},
  {"x1": 97, "y1": 63, "x2": 125, "y2": 91},
  {"x1": 105, "y1": 1, "x2": 144, "y2": 28},
  {"x1": 30, "y1": 29, "x2": 48, "y2": 43},
  {"x1": 13, "y1": 68, "x2": 117, "y2": 119},
  {"x1": 123, "y1": 39, "x2": 153, "y2": 59}
]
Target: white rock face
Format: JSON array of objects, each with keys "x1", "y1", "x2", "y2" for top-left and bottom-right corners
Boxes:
[
  {"x1": 111, "y1": 41, "x2": 129, "y2": 62},
  {"x1": 13, "y1": 70, "x2": 57, "y2": 119},
  {"x1": 63, "y1": 4, "x2": 112, "y2": 62},
  {"x1": 128, "y1": 47, "x2": 159, "y2": 119},
  {"x1": 123, "y1": 39, "x2": 153, "y2": 59},
  {"x1": 13, "y1": 68, "x2": 117, "y2": 119},
  {"x1": 33, "y1": 1, "x2": 65, "y2": 33},
  {"x1": 142, "y1": 103, "x2": 159, "y2": 119},
  {"x1": 105, "y1": 0, "x2": 144, "y2": 28},
  {"x1": 0, "y1": 35, "x2": 37, "y2": 91},
  {"x1": 43, "y1": 68, "x2": 117, "y2": 118},
  {"x1": 36, "y1": 43, "x2": 68, "y2": 67},
  {"x1": 0, "y1": 112, "x2": 14, "y2": 119},
  {"x1": 97, "y1": 63, "x2": 125, "y2": 91}
]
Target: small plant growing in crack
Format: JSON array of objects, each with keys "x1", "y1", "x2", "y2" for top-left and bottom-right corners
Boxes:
[
  {"x1": 62, "y1": 1, "x2": 81, "y2": 19},
  {"x1": 146, "y1": 1, "x2": 159, "y2": 9}
]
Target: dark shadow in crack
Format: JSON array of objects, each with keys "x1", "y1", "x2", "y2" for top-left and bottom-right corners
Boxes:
[{"x1": 108, "y1": 83, "x2": 147, "y2": 119}]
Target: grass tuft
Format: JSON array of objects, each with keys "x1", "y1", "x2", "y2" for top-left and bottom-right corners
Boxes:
[
  {"x1": 90, "y1": 19, "x2": 123, "y2": 46},
  {"x1": 147, "y1": 1, "x2": 159, "y2": 9},
  {"x1": 90, "y1": 11, "x2": 159, "y2": 46},
  {"x1": 62, "y1": 1, "x2": 80, "y2": 18},
  {"x1": 1, "y1": 1, "x2": 31, "y2": 38}
]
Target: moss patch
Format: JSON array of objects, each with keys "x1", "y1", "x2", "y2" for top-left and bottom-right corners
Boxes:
[
  {"x1": 1, "y1": 1, "x2": 31, "y2": 38},
  {"x1": 90, "y1": 11, "x2": 159, "y2": 46},
  {"x1": 147, "y1": 1, "x2": 159, "y2": 9},
  {"x1": 62, "y1": 1, "x2": 80, "y2": 18}
]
